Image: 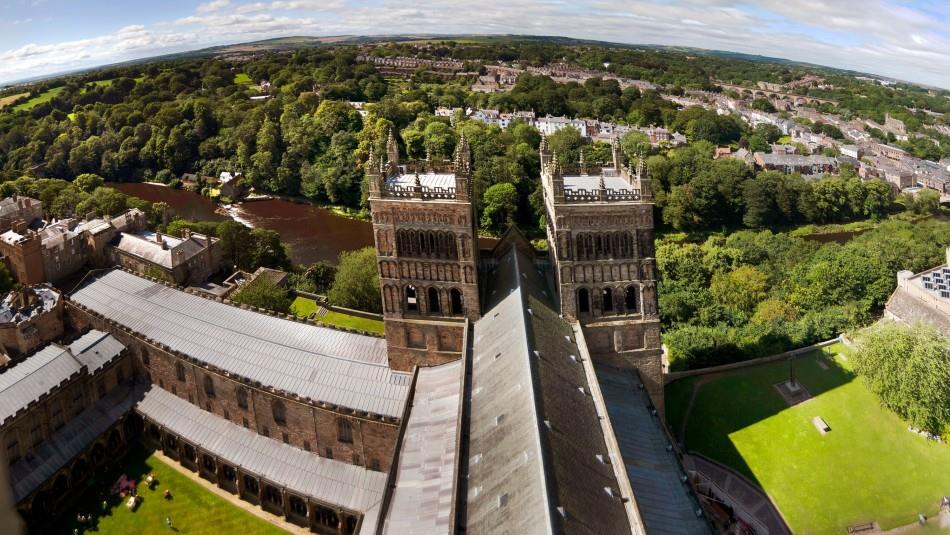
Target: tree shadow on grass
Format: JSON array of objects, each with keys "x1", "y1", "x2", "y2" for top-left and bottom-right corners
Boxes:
[
  {"x1": 679, "y1": 349, "x2": 855, "y2": 488},
  {"x1": 48, "y1": 445, "x2": 159, "y2": 534}
]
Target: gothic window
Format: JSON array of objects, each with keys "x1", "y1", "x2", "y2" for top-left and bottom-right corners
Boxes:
[
  {"x1": 450, "y1": 288, "x2": 463, "y2": 315},
  {"x1": 203, "y1": 375, "x2": 215, "y2": 398},
  {"x1": 175, "y1": 362, "x2": 186, "y2": 382},
  {"x1": 236, "y1": 387, "x2": 248, "y2": 410},
  {"x1": 272, "y1": 399, "x2": 286, "y2": 426},
  {"x1": 243, "y1": 475, "x2": 259, "y2": 495},
  {"x1": 602, "y1": 288, "x2": 614, "y2": 313},
  {"x1": 428, "y1": 287, "x2": 441, "y2": 314},
  {"x1": 578, "y1": 288, "x2": 590, "y2": 315},
  {"x1": 625, "y1": 286, "x2": 639, "y2": 313},
  {"x1": 406, "y1": 285, "x2": 418, "y2": 312},
  {"x1": 337, "y1": 418, "x2": 353, "y2": 443}
]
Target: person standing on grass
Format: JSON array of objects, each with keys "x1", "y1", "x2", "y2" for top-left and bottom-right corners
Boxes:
[{"x1": 166, "y1": 516, "x2": 173, "y2": 529}]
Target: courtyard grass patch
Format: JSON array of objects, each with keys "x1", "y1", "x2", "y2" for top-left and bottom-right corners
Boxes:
[
  {"x1": 52, "y1": 447, "x2": 287, "y2": 535},
  {"x1": 320, "y1": 310, "x2": 384, "y2": 335},
  {"x1": 234, "y1": 73, "x2": 254, "y2": 86},
  {"x1": 290, "y1": 295, "x2": 319, "y2": 318},
  {"x1": 674, "y1": 344, "x2": 950, "y2": 534}
]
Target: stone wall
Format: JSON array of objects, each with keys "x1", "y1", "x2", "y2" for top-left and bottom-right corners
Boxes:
[
  {"x1": 384, "y1": 318, "x2": 466, "y2": 371},
  {"x1": 0, "y1": 298, "x2": 64, "y2": 361}
]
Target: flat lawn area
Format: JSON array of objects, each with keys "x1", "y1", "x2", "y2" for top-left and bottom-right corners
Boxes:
[
  {"x1": 0, "y1": 92, "x2": 29, "y2": 109},
  {"x1": 14, "y1": 86, "x2": 65, "y2": 111},
  {"x1": 320, "y1": 310, "x2": 384, "y2": 335},
  {"x1": 52, "y1": 447, "x2": 287, "y2": 535},
  {"x1": 290, "y1": 295, "x2": 319, "y2": 317},
  {"x1": 234, "y1": 73, "x2": 254, "y2": 85},
  {"x1": 676, "y1": 344, "x2": 950, "y2": 534}
]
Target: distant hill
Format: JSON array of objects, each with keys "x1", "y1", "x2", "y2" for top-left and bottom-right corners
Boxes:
[{"x1": 0, "y1": 33, "x2": 897, "y2": 89}]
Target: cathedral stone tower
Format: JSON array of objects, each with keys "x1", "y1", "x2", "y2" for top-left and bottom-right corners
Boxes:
[
  {"x1": 367, "y1": 132, "x2": 480, "y2": 370},
  {"x1": 538, "y1": 137, "x2": 665, "y2": 417}
]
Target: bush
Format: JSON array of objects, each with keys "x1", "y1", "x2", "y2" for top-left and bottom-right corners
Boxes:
[{"x1": 231, "y1": 277, "x2": 291, "y2": 314}]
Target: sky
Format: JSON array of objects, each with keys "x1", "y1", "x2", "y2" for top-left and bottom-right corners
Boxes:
[{"x1": 1, "y1": 0, "x2": 949, "y2": 88}]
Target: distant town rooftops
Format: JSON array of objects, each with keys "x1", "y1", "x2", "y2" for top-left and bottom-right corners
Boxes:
[{"x1": 755, "y1": 153, "x2": 836, "y2": 167}]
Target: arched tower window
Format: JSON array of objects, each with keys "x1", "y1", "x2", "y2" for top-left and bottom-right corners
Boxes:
[
  {"x1": 406, "y1": 285, "x2": 418, "y2": 312},
  {"x1": 428, "y1": 287, "x2": 441, "y2": 314},
  {"x1": 625, "y1": 286, "x2": 639, "y2": 313},
  {"x1": 450, "y1": 288, "x2": 463, "y2": 315},
  {"x1": 602, "y1": 288, "x2": 614, "y2": 313},
  {"x1": 272, "y1": 399, "x2": 286, "y2": 425},
  {"x1": 578, "y1": 288, "x2": 590, "y2": 315},
  {"x1": 337, "y1": 418, "x2": 353, "y2": 443},
  {"x1": 203, "y1": 375, "x2": 215, "y2": 398}
]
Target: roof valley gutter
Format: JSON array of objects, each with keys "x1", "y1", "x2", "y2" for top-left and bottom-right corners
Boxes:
[
  {"x1": 510, "y1": 250, "x2": 557, "y2": 534},
  {"x1": 572, "y1": 324, "x2": 647, "y2": 535}
]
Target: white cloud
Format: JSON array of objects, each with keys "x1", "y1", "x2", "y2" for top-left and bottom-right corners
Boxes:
[
  {"x1": 1, "y1": 0, "x2": 948, "y2": 88},
  {"x1": 197, "y1": 0, "x2": 231, "y2": 13}
]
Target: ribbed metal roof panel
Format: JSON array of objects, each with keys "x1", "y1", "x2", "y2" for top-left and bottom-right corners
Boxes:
[{"x1": 71, "y1": 270, "x2": 410, "y2": 417}]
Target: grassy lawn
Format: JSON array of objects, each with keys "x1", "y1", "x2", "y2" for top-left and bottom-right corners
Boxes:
[
  {"x1": 290, "y1": 296, "x2": 319, "y2": 317},
  {"x1": 674, "y1": 344, "x2": 950, "y2": 534},
  {"x1": 320, "y1": 310, "x2": 384, "y2": 335},
  {"x1": 234, "y1": 73, "x2": 254, "y2": 85},
  {"x1": 14, "y1": 86, "x2": 65, "y2": 111},
  {"x1": 52, "y1": 447, "x2": 287, "y2": 535},
  {"x1": 290, "y1": 296, "x2": 384, "y2": 335}
]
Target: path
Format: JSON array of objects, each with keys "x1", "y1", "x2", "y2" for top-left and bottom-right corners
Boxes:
[
  {"x1": 151, "y1": 451, "x2": 309, "y2": 535},
  {"x1": 684, "y1": 454, "x2": 792, "y2": 535}
]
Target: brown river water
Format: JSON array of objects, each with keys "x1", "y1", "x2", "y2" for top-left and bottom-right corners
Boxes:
[{"x1": 111, "y1": 183, "x2": 374, "y2": 265}]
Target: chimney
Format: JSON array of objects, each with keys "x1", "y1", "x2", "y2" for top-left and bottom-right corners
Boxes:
[{"x1": 182, "y1": 228, "x2": 191, "y2": 240}]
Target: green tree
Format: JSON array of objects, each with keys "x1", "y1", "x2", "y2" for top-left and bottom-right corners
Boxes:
[
  {"x1": 480, "y1": 182, "x2": 519, "y2": 234},
  {"x1": 328, "y1": 247, "x2": 381, "y2": 313},
  {"x1": 232, "y1": 277, "x2": 292, "y2": 314},
  {"x1": 710, "y1": 266, "x2": 769, "y2": 316},
  {"x1": 73, "y1": 173, "x2": 104, "y2": 193},
  {"x1": 854, "y1": 323, "x2": 950, "y2": 436}
]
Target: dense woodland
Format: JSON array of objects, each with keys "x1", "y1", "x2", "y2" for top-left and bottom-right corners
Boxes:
[{"x1": 1, "y1": 39, "x2": 949, "y2": 370}]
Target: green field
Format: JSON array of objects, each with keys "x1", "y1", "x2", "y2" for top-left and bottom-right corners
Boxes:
[
  {"x1": 53, "y1": 447, "x2": 287, "y2": 535},
  {"x1": 234, "y1": 73, "x2": 254, "y2": 85},
  {"x1": 290, "y1": 296, "x2": 384, "y2": 335},
  {"x1": 669, "y1": 344, "x2": 950, "y2": 534},
  {"x1": 13, "y1": 86, "x2": 66, "y2": 111}
]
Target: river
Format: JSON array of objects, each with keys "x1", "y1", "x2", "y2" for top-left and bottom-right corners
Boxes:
[{"x1": 111, "y1": 183, "x2": 374, "y2": 266}]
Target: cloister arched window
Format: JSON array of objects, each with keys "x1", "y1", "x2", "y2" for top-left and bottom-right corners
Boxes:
[
  {"x1": 406, "y1": 285, "x2": 418, "y2": 311},
  {"x1": 337, "y1": 418, "x2": 353, "y2": 443},
  {"x1": 602, "y1": 288, "x2": 614, "y2": 313},
  {"x1": 578, "y1": 288, "x2": 590, "y2": 315},
  {"x1": 450, "y1": 288, "x2": 463, "y2": 315},
  {"x1": 203, "y1": 375, "x2": 215, "y2": 398},
  {"x1": 428, "y1": 287, "x2": 441, "y2": 314},
  {"x1": 272, "y1": 399, "x2": 286, "y2": 426},
  {"x1": 625, "y1": 286, "x2": 639, "y2": 313}
]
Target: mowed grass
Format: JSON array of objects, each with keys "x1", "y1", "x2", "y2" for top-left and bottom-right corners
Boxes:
[
  {"x1": 676, "y1": 344, "x2": 950, "y2": 534},
  {"x1": 53, "y1": 447, "x2": 287, "y2": 535},
  {"x1": 290, "y1": 296, "x2": 384, "y2": 335},
  {"x1": 320, "y1": 310, "x2": 384, "y2": 335},
  {"x1": 13, "y1": 86, "x2": 65, "y2": 111},
  {"x1": 234, "y1": 73, "x2": 254, "y2": 85},
  {"x1": 290, "y1": 295, "x2": 319, "y2": 317}
]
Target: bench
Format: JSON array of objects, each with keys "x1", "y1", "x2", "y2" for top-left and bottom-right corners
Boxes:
[{"x1": 813, "y1": 416, "x2": 831, "y2": 435}]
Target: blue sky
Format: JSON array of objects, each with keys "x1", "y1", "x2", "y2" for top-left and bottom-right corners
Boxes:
[{"x1": 1, "y1": 0, "x2": 949, "y2": 88}]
